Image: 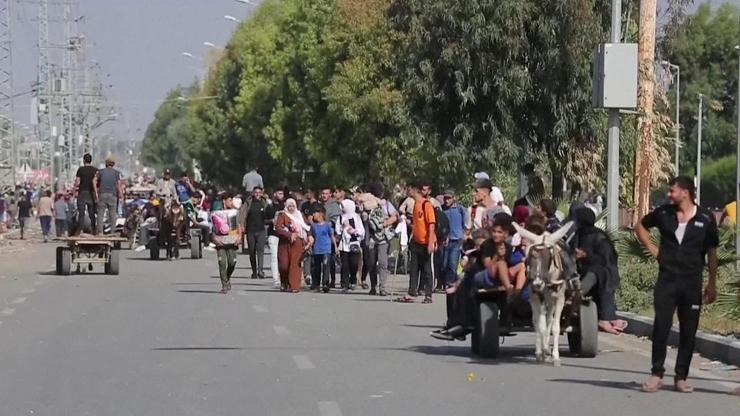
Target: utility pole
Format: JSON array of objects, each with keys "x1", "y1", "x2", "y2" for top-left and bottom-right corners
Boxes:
[
  {"x1": 605, "y1": 0, "x2": 621, "y2": 232},
  {"x1": 734, "y1": 44, "x2": 739, "y2": 263},
  {"x1": 696, "y1": 93, "x2": 703, "y2": 205},
  {"x1": 36, "y1": 0, "x2": 53, "y2": 189},
  {"x1": 0, "y1": 0, "x2": 15, "y2": 193},
  {"x1": 632, "y1": 0, "x2": 657, "y2": 225}
]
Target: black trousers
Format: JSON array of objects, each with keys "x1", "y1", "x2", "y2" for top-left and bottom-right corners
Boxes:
[
  {"x1": 408, "y1": 241, "x2": 433, "y2": 297},
  {"x1": 340, "y1": 251, "x2": 360, "y2": 289},
  {"x1": 74, "y1": 191, "x2": 96, "y2": 235},
  {"x1": 247, "y1": 230, "x2": 266, "y2": 277},
  {"x1": 651, "y1": 275, "x2": 702, "y2": 380}
]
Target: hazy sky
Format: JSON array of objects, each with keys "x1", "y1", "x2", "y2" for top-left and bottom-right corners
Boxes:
[{"x1": 6, "y1": 0, "x2": 739, "y2": 141}]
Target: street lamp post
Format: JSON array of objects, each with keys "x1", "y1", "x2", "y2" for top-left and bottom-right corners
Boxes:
[
  {"x1": 224, "y1": 15, "x2": 240, "y2": 23},
  {"x1": 662, "y1": 61, "x2": 680, "y2": 175},
  {"x1": 734, "y1": 45, "x2": 740, "y2": 263},
  {"x1": 697, "y1": 93, "x2": 703, "y2": 205}
]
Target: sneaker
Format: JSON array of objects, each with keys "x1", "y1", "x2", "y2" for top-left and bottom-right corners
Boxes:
[
  {"x1": 204, "y1": 246, "x2": 215, "y2": 252},
  {"x1": 322, "y1": 287, "x2": 330, "y2": 293},
  {"x1": 378, "y1": 290, "x2": 389, "y2": 297},
  {"x1": 368, "y1": 289, "x2": 377, "y2": 296},
  {"x1": 422, "y1": 296, "x2": 433, "y2": 304},
  {"x1": 209, "y1": 242, "x2": 216, "y2": 248},
  {"x1": 135, "y1": 245, "x2": 146, "y2": 252}
]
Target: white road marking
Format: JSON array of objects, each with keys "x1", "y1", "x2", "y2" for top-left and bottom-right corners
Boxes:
[
  {"x1": 293, "y1": 355, "x2": 315, "y2": 369},
  {"x1": 252, "y1": 305, "x2": 268, "y2": 313},
  {"x1": 273, "y1": 325, "x2": 290, "y2": 335},
  {"x1": 318, "y1": 401, "x2": 342, "y2": 416},
  {"x1": 21, "y1": 288, "x2": 36, "y2": 294},
  {"x1": 0, "y1": 307, "x2": 15, "y2": 316},
  {"x1": 11, "y1": 297, "x2": 27, "y2": 304}
]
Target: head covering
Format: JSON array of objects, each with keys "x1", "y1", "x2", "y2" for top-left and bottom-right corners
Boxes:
[
  {"x1": 232, "y1": 197, "x2": 242, "y2": 209},
  {"x1": 284, "y1": 198, "x2": 310, "y2": 239},
  {"x1": 513, "y1": 205, "x2": 530, "y2": 225},
  {"x1": 341, "y1": 199, "x2": 356, "y2": 215},
  {"x1": 474, "y1": 172, "x2": 490, "y2": 181},
  {"x1": 443, "y1": 189, "x2": 455, "y2": 197},
  {"x1": 474, "y1": 178, "x2": 493, "y2": 191}
]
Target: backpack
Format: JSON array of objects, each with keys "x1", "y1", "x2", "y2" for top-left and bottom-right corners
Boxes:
[{"x1": 423, "y1": 201, "x2": 450, "y2": 242}]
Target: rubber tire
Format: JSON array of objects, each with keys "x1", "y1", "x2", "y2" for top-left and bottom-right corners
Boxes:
[
  {"x1": 149, "y1": 240, "x2": 160, "y2": 260},
  {"x1": 474, "y1": 301, "x2": 500, "y2": 358},
  {"x1": 568, "y1": 301, "x2": 599, "y2": 358},
  {"x1": 56, "y1": 246, "x2": 64, "y2": 274},
  {"x1": 106, "y1": 249, "x2": 120, "y2": 275},
  {"x1": 191, "y1": 235, "x2": 202, "y2": 259},
  {"x1": 60, "y1": 247, "x2": 72, "y2": 276}
]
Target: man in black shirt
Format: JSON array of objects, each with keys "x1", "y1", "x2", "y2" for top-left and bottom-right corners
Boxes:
[
  {"x1": 636, "y1": 176, "x2": 718, "y2": 394},
  {"x1": 16, "y1": 191, "x2": 31, "y2": 239},
  {"x1": 240, "y1": 186, "x2": 269, "y2": 279},
  {"x1": 265, "y1": 188, "x2": 285, "y2": 288},
  {"x1": 73, "y1": 153, "x2": 98, "y2": 235}
]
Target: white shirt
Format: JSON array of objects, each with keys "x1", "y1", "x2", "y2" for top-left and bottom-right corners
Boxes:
[{"x1": 675, "y1": 206, "x2": 697, "y2": 244}]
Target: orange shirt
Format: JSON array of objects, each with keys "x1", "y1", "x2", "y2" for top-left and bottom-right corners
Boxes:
[{"x1": 412, "y1": 199, "x2": 436, "y2": 245}]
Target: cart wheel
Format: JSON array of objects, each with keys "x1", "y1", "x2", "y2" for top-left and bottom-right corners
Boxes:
[
  {"x1": 568, "y1": 300, "x2": 599, "y2": 358},
  {"x1": 149, "y1": 240, "x2": 160, "y2": 260},
  {"x1": 191, "y1": 235, "x2": 202, "y2": 259},
  {"x1": 59, "y1": 247, "x2": 72, "y2": 276},
  {"x1": 473, "y1": 301, "x2": 500, "y2": 358},
  {"x1": 106, "y1": 249, "x2": 120, "y2": 275}
]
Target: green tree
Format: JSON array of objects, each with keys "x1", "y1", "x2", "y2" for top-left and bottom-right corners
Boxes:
[{"x1": 141, "y1": 86, "x2": 195, "y2": 174}]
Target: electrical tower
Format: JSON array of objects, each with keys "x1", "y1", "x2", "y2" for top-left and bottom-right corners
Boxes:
[
  {"x1": 36, "y1": 0, "x2": 53, "y2": 188},
  {"x1": 0, "y1": 0, "x2": 15, "y2": 192}
]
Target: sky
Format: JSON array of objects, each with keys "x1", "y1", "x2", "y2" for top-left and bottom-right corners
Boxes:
[{"x1": 6, "y1": 0, "x2": 739, "y2": 142}]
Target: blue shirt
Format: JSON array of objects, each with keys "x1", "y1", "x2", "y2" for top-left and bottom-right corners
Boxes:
[
  {"x1": 175, "y1": 180, "x2": 192, "y2": 202},
  {"x1": 443, "y1": 203, "x2": 466, "y2": 241},
  {"x1": 311, "y1": 222, "x2": 334, "y2": 255}
]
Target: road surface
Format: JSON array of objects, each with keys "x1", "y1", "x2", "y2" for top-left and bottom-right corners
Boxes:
[{"x1": 0, "y1": 236, "x2": 738, "y2": 416}]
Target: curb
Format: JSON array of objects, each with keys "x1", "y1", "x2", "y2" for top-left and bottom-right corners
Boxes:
[{"x1": 618, "y1": 311, "x2": 740, "y2": 367}]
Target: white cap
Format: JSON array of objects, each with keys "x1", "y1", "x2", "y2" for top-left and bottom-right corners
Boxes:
[{"x1": 474, "y1": 171, "x2": 490, "y2": 181}]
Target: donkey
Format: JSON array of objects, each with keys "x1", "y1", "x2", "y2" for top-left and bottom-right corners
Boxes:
[{"x1": 512, "y1": 222, "x2": 574, "y2": 366}]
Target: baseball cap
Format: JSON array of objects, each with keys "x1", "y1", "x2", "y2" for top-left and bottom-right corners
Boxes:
[
  {"x1": 474, "y1": 171, "x2": 490, "y2": 181},
  {"x1": 474, "y1": 178, "x2": 493, "y2": 190},
  {"x1": 443, "y1": 189, "x2": 455, "y2": 197}
]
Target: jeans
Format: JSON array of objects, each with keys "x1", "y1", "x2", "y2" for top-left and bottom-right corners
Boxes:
[
  {"x1": 74, "y1": 191, "x2": 96, "y2": 235},
  {"x1": 96, "y1": 193, "x2": 118, "y2": 235},
  {"x1": 39, "y1": 216, "x2": 52, "y2": 237},
  {"x1": 651, "y1": 275, "x2": 702, "y2": 380},
  {"x1": 217, "y1": 245, "x2": 237, "y2": 286},
  {"x1": 368, "y1": 241, "x2": 389, "y2": 291},
  {"x1": 268, "y1": 235, "x2": 280, "y2": 286},
  {"x1": 408, "y1": 241, "x2": 433, "y2": 297},
  {"x1": 340, "y1": 251, "x2": 360, "y2": 289},
  {"x1": 311, "y1": 253, "x2": 332, "y2": 289},
  {"x1": 247, "y1": 230, "x2": 267, "y2": 277},
  {"x1": 442, "y1": 239, "x2": 462, "y2": 286},
  {"x1": 55, "y1": 218, "x2": 68, "y2": 237}
]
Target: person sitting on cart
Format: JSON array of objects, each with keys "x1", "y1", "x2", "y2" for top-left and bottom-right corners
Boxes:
[
  {"x1": 135, "y1": 194, "x2": 162, "y2": 252},
  {"x1": 175, "y1": 172, "x2": 198, "y2": 225},
  {"x1": 569, "y1": 205, "x2": 627, "y2": 335}
]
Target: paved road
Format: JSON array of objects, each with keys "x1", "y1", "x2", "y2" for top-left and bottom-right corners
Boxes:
[{"x1": 0, "y1": 241, "x2": 738, "y2": 416}]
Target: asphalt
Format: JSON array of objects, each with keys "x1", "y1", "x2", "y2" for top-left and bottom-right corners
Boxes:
[{"x1": 0, "y1": 234, "x2": 739, "y2": 416}]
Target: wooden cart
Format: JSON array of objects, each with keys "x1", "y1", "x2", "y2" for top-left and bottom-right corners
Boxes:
[{"x1": 55, "y1": 235, "x2": 128, "y2": 276}]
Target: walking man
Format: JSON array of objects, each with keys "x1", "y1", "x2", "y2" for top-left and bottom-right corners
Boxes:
[
  {"x1": 73, "y1": 153, "x2": 98, "y2": 235},
  {"x1": 242, "y1": 167, "x2": 263, "y2": 196},
  {"x1": 397, "y1": 182, "x2": 436, "y2": 304},
  {"x1": 636, "y1": 176, "x2": 718, "y2": 394},
  {"x1": 37, "y1": 190, "x2": 54, "y2": 242},
  {"x1": 95, "y1": 157, "x2": 124, "y2": 235},
  {"x1": 16, "y1": 191, "x2": 31, "y2": 239},
  {"x1": 265, "y1": 188, "x2": 285, "y2": 288},
  {"x1": 320, "y1": 187, "x2": 342, "y2": 287},
  {"x1": 240, "y1": 186, "x2": 269, "y2": 279},
  {"x1": 212, "y1": 193, "x2": 241, "y2": 294},
  {"x1": 53, "y1": 192, "x2": 69, "y2": 237}
]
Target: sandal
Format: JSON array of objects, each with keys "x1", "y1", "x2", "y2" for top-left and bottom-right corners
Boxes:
[
  {"x1": 611, "y1": 319, "x2": 628, "y2": 332},
  {"x1": 641, "y1": 376, "x2": 663, "y2": 393},
  {"x1": 395, "y1": 295, "x2": 415, "y2": 303},
  {"x1": 599, "y1": 321, "x2": 621, "y2": 335}
]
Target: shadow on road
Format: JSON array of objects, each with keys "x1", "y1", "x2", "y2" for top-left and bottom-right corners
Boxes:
[
  {"x1": 152, "y1": 347, "x2": 246, "y2": 351},
  {"x1": 405, "y1": 344, "x2": 539, "y2": 365},
  {"x1": 547, "y1": 378, "x2": 736, "y2": 396},
  {"x1": 562, "y1": 362, "x2": 738, "y2": 383},
  {"x1": 177, "y1": 289, "x2": 223, "y2": 294}
]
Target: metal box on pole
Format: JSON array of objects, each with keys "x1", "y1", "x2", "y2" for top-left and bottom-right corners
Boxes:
[{"x1": 592, "y1": 43, "x2": 639, "y2": 109}]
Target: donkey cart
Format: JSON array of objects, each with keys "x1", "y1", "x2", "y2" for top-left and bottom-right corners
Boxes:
[
  {"x1": 470, "y1": 287, "x2": 599, "y2": 359},
  {"x1": 55, "y1": 235, "x2": 127, "y2": 276}
]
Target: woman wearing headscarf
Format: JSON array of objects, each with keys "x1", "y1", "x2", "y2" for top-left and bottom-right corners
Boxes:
[
  {"x1": 336, "y1": 199, "x2": 365, "y2": 293},
  {"x1": 275, "y1": 198, "x2": 312, "y2": 292},
  {"x1": 571, "y1": 206, "x2": 627, "y2": 335}
]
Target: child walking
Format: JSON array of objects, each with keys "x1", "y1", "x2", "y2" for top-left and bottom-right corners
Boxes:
[
  {"x1": 212, "y1": 194, "x2": 241, "y2": 294},
  {"x1": 309, "y1": 206, "x2": 334, "y2": 293}
]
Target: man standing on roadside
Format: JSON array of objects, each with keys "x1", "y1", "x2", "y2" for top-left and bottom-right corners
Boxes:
[
  {"x1": 73, "y1": 153, "x2": 98, "y2": 235},
  {"x1": 441, "y1": 190, "x2": 466, "y2": 288},
  {"x1": 636, "y1": 176, "x2": 718, "y2": 394},
  {"x1": 240, "y1": 186, "x2": 269, "y2": 279},
  {"x1": 95, "y1": 157, "x2": 124, "y2": 235},
  {"x1": 397, "y1": 181, "x2": 436, "y2": 304},
  {"x1": 265, "y1": 188, "x2": 286, "y2": 288},
  {"x1": 242, "y1": 167, "x2": 263, "y2": 196}
]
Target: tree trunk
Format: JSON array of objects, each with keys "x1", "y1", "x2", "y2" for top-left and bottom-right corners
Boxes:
[
  {"x1": 632, "y1": 0, "x2": 657, "y2": 225},
  {"x1": 550, "y1": 164, "x2": 564, "y2": 201}
]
